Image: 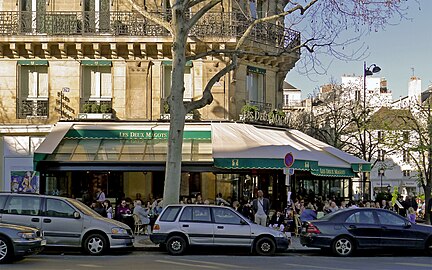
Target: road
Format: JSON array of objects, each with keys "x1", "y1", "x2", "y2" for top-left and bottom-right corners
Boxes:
[{"x1": 5, "y1": 249, "x2": 432, "y2": 270}]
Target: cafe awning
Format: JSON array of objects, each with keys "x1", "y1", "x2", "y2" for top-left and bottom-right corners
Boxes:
[
  {"x1": 34, "y1": 122, "x2": 370, "y2": 177},
  {"x1": 211, "y1": 123, "x2": 370, "y2": 177}
]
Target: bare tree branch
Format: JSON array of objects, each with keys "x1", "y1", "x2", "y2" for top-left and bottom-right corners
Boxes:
[
  {"x1": 185, "y1": 55, "x2": 237, "y2": 112},
  {"x1": 187, "y1": 0, "x2": 222, "y2": 30},
  {"x1": 127, "y1": 0, "x2": 172, "y2": 33}
]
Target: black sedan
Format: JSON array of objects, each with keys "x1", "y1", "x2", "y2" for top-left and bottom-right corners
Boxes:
[
  {"x1": 0, "y1": 223, "x2": 45, "y2": 263},
  {"x1": 300, "y1": 208, "x2": 432, "y2": 256}
]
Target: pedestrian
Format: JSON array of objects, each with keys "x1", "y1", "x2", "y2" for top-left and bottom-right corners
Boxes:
[
  {"x1": 95, "y1": 186, "x2": 105, "y2": 203},
  {"x1": 252, "y1": 190, "x2": 270, "y2": 226},
  {"x1": 407, "y1": 207, "x2": 416, "y2": 224}
]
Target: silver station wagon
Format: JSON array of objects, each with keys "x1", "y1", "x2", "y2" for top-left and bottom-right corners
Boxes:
[
  {"x1": 150, "y1": 204, "x2": 291, "y2": 255},
  {"x1": 0, "y1": 193, "x2": 133, "y2": 255}
]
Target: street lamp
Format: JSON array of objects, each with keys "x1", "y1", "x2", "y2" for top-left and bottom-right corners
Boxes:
[
  {"x1": 362, "y1": 61, "x2": 381, "y2": 199},
  {"x1": 379, "y1": 167, "x2": 385, "y2": 193}
]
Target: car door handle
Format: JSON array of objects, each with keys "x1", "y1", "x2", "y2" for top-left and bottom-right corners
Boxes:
[
  {"x1": 182, "y1": 224, "x2": 189, "y2": 228},
  {"x1": 217, "y1": 226, "x2": 224, "y2": 229},
  {"x1": 43, "y1": 219, "x2": 52, "y2": 223},
  {"x1": 349, "y1": 225, "x2": 357, "y2": 229},
  {"x1": 31, "y1": 218, "x2": 40, "y2": 222}
]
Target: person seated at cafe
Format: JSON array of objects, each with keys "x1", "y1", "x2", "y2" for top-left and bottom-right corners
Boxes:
[
  {"x1": 116, "y1": 199, "x2": 131, "y2": 219},
  {"x1": 269, "y1": 210, "x2": 285, "y2": 231},
  {"x1": 92, "y1": 201, "x2": 107, "y2": 217}
]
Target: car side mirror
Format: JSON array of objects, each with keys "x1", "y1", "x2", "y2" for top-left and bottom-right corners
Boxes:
[
  {"x1": 240, "y1": 219, "x2": 248, "y2": 225},
  {"x1": 73, "y1": 211, "x2": 81, "y2": 219}
]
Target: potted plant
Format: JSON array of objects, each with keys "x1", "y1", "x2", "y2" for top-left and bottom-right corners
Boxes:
[
  {"x1": 83, "y1": 103, "x2": 92, "y2": 113},
  {"x1": 100, "y1": 104, "x2": 112, "y2": 113},
  {"x1": 91, "y1": 104, "x2": 101, "y2": 113}
]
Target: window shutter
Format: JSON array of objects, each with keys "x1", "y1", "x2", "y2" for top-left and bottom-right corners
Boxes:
[
  {"x1": 183, "y1": 70, "x2": 193, "y2": 100},
  {"x1": 101, "y1": 71, "x2": 112, "y2": 97},
  {"x1": 38, "y1": 71, "x2": 48, "y2": 97}
]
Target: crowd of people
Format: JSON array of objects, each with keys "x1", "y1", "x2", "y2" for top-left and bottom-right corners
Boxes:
[
  {"x1": 83, "y1": 187, "x2": 431, "y2": 235},
  {"x1": 86, "y1": 190, "x2": 164, "y2": 235}
]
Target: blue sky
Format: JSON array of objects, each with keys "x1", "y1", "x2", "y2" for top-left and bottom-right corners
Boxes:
[{"x1": 286, "y1": 1, "x2": 430, "y2": 99}]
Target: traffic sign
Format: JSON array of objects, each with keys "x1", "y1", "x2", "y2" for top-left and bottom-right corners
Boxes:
[{"x1": 284, "y1": 152, "x2": 294, "y2": 167}]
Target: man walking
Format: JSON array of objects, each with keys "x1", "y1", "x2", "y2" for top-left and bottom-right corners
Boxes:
[{"x1": 252, "y1": 190, "x2": 270, "y2": 226}]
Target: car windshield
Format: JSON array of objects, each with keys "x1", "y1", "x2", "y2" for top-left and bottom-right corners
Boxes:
[{"x1": 66, "y1": 198, "x2": 100, "y2": 217}]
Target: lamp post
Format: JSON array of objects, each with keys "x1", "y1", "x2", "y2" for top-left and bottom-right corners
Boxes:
[
  {"x1": 362, "y1": 61, "x2": 381, "y2": 199},
  {"x1": 379, "y1": 167, "x2": 385, "y2": 193}
]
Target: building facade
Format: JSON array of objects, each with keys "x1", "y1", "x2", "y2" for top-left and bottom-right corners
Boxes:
[{"x1": 0, "y1": 0, "x2": 303, "y2": 204}]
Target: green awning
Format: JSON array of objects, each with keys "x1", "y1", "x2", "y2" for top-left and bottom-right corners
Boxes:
[
  {"x1": 81, "y1": 60, "x2": 112, "y2": 66},
  {"x1": 17, "y1": 60, "x2": 49, "y2": 66},
  {"x1": 162, "y1": 60, "x2": 193, "y2": 67},
  {"x1": 213, "y1": 158, "x2": 357, "y2": 177},
  {"x1": 247, "y1": 66, "x2": 266, "y2": 74}
]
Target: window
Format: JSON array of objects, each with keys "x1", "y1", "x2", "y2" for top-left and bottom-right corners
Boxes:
[
  {"x1": 403, "y1": 170, "x2": 411, "y2": 177},
  {"x1": 18, "y1": 64, "x2": 49, "y2": 118},
  {"x1": 345, "y1": 211, "x2": 376, "y2": 224},
  {"x1": 247, "y1": 67, "x2": 265, "y2": 105},
  {"x1": 377, "y1": 150, "x2": 385, "y2": 161},
  {"x1": 377, "y1": 131, "x2": 383, "y2": 143},
  {"x1": 179, "y1": 206, "x2": 211, "y2": 223},
  {"x1": 159, "y1": 206, "x2": 181, "y2": 222},
  {"x1": 403, "y1": 150, "x2": 410, "y2": 163},
  {"x1": 403, "y1": 131, "x2": 409, "y2": 143},
  {"x1": 283, "y1": 94, "x2": 289, "y2": 107},
  {"x1": 5, "y1": 196, "x2": 41, "y2": 216},
  {"x1": 163, "y1": 65, "x2": 193, "y2": 102},
  {"x1": 20, "y1": 0, "x2": 46, "y2": 33},
  {"x1": 0, "y1": 196, "x2": 7, "y2": 212},
  {"x1": 212, "y1": 208, "x2": 243, "y2": 224},
  {"x1": 376, "y1": 211, "x2": 405, "y2": 226},
  {"x1": 81, "y1": 64, "x2": 112, "y2": 112},
  {"x1": 45, "y1": 199, "x2": 75, "y2": 218}
]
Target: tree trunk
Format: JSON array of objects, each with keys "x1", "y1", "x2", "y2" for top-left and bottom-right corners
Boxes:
[{"x1": 162, "y1": 6, "x2": 188, "y2": 206}]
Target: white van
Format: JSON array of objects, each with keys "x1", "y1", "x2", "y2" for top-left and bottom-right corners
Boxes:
[{"x1": 0, "y1": 193, "x2": 133, "y2": 255}]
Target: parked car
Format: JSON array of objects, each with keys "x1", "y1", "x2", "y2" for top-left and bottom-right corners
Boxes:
[
  {"x1": 150, "y1": 204, "x2": 290, "y2": 255},
  {"x1": 0, "y1": 222, "x2": 45, "y2": 263},
  {"x1": 300, "y1": 208, "x2": 432, "y2": 256},
  {"x1": 0, "y1": 193, "x2": 133, "y2": 255}
]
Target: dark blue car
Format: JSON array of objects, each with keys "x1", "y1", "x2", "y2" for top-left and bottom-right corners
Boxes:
[{"x1": 300, "y1": 208, "x2": 432, "y2": 256}]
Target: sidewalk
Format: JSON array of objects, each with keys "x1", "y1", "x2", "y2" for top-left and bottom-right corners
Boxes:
[{"x1": 133, "y1": 234, "x2": 319, "y2": 253}]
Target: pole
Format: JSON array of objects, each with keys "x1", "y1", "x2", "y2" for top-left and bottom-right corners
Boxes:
[
  {"x1": 363, "y1": 61, "x2": 367, "y2": 200},
  {"x1": 380, "y1": 172, "x2": 383, "y2": 193}
]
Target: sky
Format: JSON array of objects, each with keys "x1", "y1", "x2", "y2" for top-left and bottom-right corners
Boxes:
[{"x1": 286, "y1": 1, "x2": 431, "y2": 100}]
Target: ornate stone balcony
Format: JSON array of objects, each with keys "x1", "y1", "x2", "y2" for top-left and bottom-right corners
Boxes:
[{"x1": 0, "y1": 11, "x2": 300, "y2": 51}]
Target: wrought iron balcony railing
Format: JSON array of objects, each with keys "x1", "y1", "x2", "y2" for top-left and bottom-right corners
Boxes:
[
  {"x1": 0, "y1": 11, "x2": 300, "y2": 51},
  {"x1": 17, "y1": 98, "x2": 49, "y2": 119},
  {"x1": 80, "y1": 99, "x2": 113, "y2": 113}
]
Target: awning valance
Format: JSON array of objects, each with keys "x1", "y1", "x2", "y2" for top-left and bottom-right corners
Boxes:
[
  {"x1": 18, "y1": 60, "x2": 49, "y2": 66},
  {"x1": 81, "y1": 60, "x2": 112, "y2": 66}
]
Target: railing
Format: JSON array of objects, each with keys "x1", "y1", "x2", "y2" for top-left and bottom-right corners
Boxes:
[
  {"x1": 80, "y1": 100, "x2": 112, "y2": 113},
  {"x1": 247, "y1": 100, "x2": 272, "y2": 112},
  {"x1": 17, "y1": 98, "x2": 48, "y2": 118},
  {"x1": 0, "y1": 11, "x2": 300, "y2": 50}
]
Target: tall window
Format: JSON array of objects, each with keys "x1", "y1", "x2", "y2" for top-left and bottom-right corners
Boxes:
[
  {"x1": 163, "y1": 64, "x2": 193, "y2": 103},
  {"x1": 283, "y1": 94, "x2": 289, "y2": 107},
  {"x1": 81, "y1": 62, "x2": 112, "y2": 112},
  {"x1": 377, "y1": 149, "x2": 385, "y2": 161},
  {"x1": 83, "y1": 0, "x2": 110, "y2": 33},
  {"x1": 246, "y1": 66, "x2": 266, "y2": 106},
  {"x1": 18, "y1": 63, "x2": 49, "y2": 118},
  {"x1": 403, "y1": 150, "x2": 410, "y2": 163},
  {"x1": 20, "y1": 0, "x2": 46, "y2": 33}
]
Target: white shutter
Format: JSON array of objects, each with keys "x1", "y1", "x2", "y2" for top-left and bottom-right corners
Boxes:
[
  {"x1": 183, "y1": 69, "x2": 193, "y2": 100},
  {"x1": 38, "y1": 71, "x2": 48, "y2": 97},
  {"x1": 90, "y1": 70, "x2": 99, "y2": 98},
  {"x1": 28, "y1": 70, "x2": 37, "y2": 98},
  {"x1": 101, "y1": 71, "x2": 112, "y2": 97}
]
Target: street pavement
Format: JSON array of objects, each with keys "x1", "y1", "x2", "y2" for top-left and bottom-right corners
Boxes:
[{"x1": 133, "y1": 234, "x2": 318, "y2": 252}]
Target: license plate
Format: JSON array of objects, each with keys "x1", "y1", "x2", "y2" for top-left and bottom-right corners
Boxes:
[{"x1": 41, "y1": 240, "x2": 47, "y2": 246}]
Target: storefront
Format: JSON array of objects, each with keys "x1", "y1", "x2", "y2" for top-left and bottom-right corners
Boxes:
[{"x1": 32, "y1": 122, "x2": 370, "y2": 207}]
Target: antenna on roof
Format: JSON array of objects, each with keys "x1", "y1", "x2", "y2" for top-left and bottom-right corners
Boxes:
[{"x1": 411, "y1": 67, "x2": 415, "y2": 77}]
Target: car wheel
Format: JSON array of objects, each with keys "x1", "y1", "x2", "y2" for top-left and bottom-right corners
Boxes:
[
  {"x1": 0, "y1": 236, "x2": 12, "y2": 264},
  {"x1": 255, "y1": 237, "x2": 276, "y2": 256},
  {"x1": 332, "y1": 236, "x2": 355, "y2": 257},
  {"x1": 166, "y1": 235, "x2": 187, "y2": 255},
  {"x1": 425, "y1": 238, "x2": 432, "y2": 256},
  {"x1": 83, "y1": 233, "x2": 107, "y2": 256}
]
